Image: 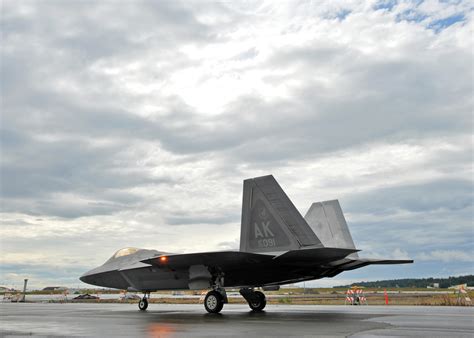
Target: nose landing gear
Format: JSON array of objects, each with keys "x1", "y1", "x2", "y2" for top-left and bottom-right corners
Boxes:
[{"x1": 139, "y1": 292, "x2": 150, "y2": 311}]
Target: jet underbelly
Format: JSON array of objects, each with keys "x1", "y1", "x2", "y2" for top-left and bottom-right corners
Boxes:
[{"x1": 119, "y1": 267, "x2": 189, "y2": 291}]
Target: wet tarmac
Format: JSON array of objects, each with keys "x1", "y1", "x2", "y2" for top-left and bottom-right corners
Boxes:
[{"x1": 1, "y1": 303, "x2": 473, "y2": 337}]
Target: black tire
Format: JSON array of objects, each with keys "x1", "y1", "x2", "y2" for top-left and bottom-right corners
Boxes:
[
  {"x1": 248, "y1": 291, "x2": 266, "y2": 312},
  {"x1": 204, "y1": 290, "x2": 224, "y2": 313},
  {"x1": 138, "y1": 297, "x2": 148, "y2": 311}
]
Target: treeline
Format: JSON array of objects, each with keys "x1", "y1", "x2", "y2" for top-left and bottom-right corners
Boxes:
[{"x1": 335, "y1": 275, "x2": 474, "y2": 289}]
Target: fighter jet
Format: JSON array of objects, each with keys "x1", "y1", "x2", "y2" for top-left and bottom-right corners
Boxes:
[{"x1": 80, "y1": 175, "x2": 413, "y2": 313}]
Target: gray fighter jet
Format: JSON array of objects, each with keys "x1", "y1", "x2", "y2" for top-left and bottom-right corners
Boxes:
[{"x1": 80, "y1": 175, "x2": 413, "y2": 313}]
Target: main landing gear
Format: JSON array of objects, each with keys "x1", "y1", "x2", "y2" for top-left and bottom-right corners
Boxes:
[
  {"x1": 240, "y1": 288, "x2": 267, "y2": 312},
  {"x1": 203, "y1": 286, "x2": 267, "y2": 313},
  {"x1": 138, "y1": 292, "x2": 149, "y2": 311}
]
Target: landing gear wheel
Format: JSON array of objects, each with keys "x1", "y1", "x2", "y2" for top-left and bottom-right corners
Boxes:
[
  {"x1": 204, "y1": 290, "x2": 224, "y2": 313},
  {"x1": 248, "y1": 291, "x2": 266, "y2": 312},
  {"x1": 138, "y1": 297, "x2": 148, "y2": 311}
]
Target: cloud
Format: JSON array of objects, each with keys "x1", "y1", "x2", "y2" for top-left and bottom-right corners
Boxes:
[
  {"x1": 217, "y1": 239, "x2": 240, "y2": 251},
  {"x1": 417, "y1": 250, "x2": 473, "y2": 263},
  {"x1": 0, "y1": 0, "x2": 472, "y2": 287}
]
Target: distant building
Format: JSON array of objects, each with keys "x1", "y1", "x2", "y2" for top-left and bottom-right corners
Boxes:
[
  {"x1": 427, "y1": 283, "x2": 440, "y2": 289},
  {"x1": 449, "y1": 283, "x2": 474, "y2": 291},
  {"x1": 0, "y1": 286, "x2": 15, "y2": 292},
  {"x1": 42, "y1": 286, "x2": 67, "y2": 291}
]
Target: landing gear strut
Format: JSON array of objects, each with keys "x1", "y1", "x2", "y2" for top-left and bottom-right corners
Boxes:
[
  {"x1": 139, "y1": 292, "x2": 149, "y2": 311},
  {"x1": 240, "y1": 288, "x2": 266, "y2": 312},
  {"x1": 204, "y1": 273, "x2": 228, "y2": 314}
]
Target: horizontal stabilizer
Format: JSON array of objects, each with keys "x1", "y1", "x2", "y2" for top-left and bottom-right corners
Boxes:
[{"x1": 334, "y1": 258, "x2": 414, "y2": 271}]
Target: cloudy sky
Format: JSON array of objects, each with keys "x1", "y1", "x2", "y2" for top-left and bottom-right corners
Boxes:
[{"x1": 1, "y1": 0, "x2": 472, "y2": 289}]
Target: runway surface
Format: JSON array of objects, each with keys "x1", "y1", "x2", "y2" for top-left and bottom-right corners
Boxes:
[{"x1": 1, "y1": 303, "x2": 473, "y2": 337}]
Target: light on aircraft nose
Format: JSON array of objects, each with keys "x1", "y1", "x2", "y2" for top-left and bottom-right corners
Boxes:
[{"x1": 159, "y1": 256, "x2": 168, "y2": 263}]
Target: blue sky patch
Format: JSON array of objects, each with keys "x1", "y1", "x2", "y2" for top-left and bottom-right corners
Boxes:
[
  {"x1": 396, "y1": 9, "x2": 428, "y2": 23},
  {"x1": 374, "y1": 0, "x2": 398, "y2": 12},
  {"x1": 336, "y1": 9, "x2": 352, "y2": 21},
  {"x1": 428, "y1": 14, "x2": 465, "y2": 32}
]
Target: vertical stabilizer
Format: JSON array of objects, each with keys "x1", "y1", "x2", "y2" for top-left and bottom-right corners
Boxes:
[
  {"x1": 304, "y1": 200, "x2": 358, "y2": 257},
  {"x1": 240, "y1": 175, "x2": 322, "y2": 253}
]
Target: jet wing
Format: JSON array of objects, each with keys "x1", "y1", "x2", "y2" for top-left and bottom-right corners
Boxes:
[
  {"x1": 273, "y1": 247, "x2": 359, "y2": 264},
  {"x1": 142, "y1": 248, "x2": 358, "y2": 270},
  {"x1": 141, "y1": 251, "x2": 274, "y2": 269}
]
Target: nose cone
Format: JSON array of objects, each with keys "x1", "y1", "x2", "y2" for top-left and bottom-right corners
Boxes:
[
  {"x1": 79, "y1": 274, "x2": 87, "y2": 283},
  {"x1": 79, "y1": 269, "x2": 95, "y2": 284}
]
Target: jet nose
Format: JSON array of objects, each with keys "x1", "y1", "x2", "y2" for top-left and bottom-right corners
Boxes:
[{"x1": 79, "y1": 270, "x2": 94, "y2": 284}]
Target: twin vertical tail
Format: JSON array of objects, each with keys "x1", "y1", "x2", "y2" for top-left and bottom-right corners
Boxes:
[
  {"x1": 240, "y1": 175, "x2": 358, "y2": 256},
  {"x1": 240, "y1": 175, "x2": 413, "y2": 268},
  {"x1": 240, "y1": 175, "x2": 322, "y2": 253},
  {"x1": 304, "y1": 200, "x2": 358, "y2": 258}
]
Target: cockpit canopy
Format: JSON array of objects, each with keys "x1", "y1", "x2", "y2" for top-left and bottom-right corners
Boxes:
[
  {"x1": 113, "y1": 247, "x2": 140, "y2": 258},
  {"x1": 107, "y1": 247, "x2": 141, "y2": 262},
  {"x1": 104, "y1": 247, "x2": 163, "y2": 265}
]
